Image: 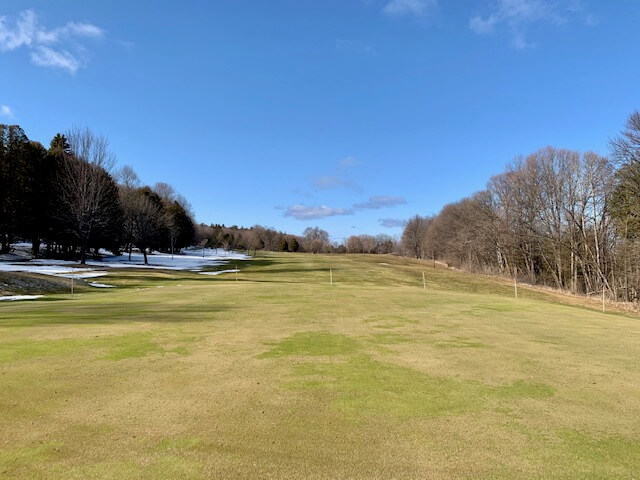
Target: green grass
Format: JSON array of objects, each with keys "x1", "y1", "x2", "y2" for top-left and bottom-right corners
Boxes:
[{"x1": 1, "y1": 253, "x2": 639, "y2": 479}]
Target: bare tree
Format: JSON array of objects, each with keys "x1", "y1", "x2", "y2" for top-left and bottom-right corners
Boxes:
[
  {"x1": 116, "y1": 165, "x2": 141, "y2": 260},
  {"x1": 304, "y1": 227, "x2": 330, "y2": 253},
  {"x1": 245, "y1": 227, "x2": 265, "y2": 255},
  {"x1": 57, "y1": 127, "x2": 120, "y2": 264},
  {"x1": 375, "y1": 234, "x2": 397, "y2": 254},
  {"x1": 346, "y1": 235, "x2": 363, "y2": 253},
  {"x1": 611, "y1": 111, "x2": 640, "y2": 165},
  {"x1": 401, "y1": 215, "x2": 430, "y2": 258},
  {"x1": 360, "y1": 235, "x2": 377, "y2": 254},
  {"x1": 154, "y1": 182, "x2": 176, "y2": 203},
  {"x1": 130, "y1": 189, "x2": 166, "y2": 265}
]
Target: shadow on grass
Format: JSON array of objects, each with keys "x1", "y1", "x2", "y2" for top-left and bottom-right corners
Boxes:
[{"x1": 0, "y1": 302, "x2": 234, "y2": 327}]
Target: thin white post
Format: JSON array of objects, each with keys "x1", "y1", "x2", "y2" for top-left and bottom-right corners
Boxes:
[
  {"x1": 330, "y1": 269, "x2": 333, "y2": 287},
  {"x1": 514, "y1": 270, "x2": 518, "y2": 299},
  {"x1": 71, "y1": 276, "x2": 74, "y2": 297},
  {"x1": 422, "y1": 271, "x2": 426, "y2": 290},
  {"x1": 236, "y1": 264, "x2": 238, "y2": 283},
  {"x1": 602, "y1": 286, "x2": 605, "y2": 313}
]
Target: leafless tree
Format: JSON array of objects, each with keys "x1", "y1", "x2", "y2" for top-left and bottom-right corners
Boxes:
[
  {"x1": 130, "y1": 190, "x2": 166, "y2": 265},
  {"x1": 401, "y1": 215, "x2": 430, "y2": 258},
  {"x1": 346, "y1": 235, "x2": 363, "y2": 253},
  {"x1": 304, "y1": 226, "x2": 330, "y2": 253},
  {"x1": 57, "y1": 127, "x2": 120, "y2": 264},
  {"x1": 116, "y1": 165, "x2": 140, "y2": 260},
  {"x1": 360, "y1": 234, "x2": 377, "y2": 254},
  {"x1": 611, "y1": 111, "x2": 640, "y2": 165}
]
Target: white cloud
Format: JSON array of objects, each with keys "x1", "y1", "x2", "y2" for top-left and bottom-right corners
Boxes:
[
  {"x1": 379, "y1": 218, "x2": 407, "y2": 228},
  {"x1": 31, "y1": 46, "x2": 81, "y2": 73},
  {"x1": 0, "y1": 9, "x2": 103, "y2": 73},
  {"x1": 469, "y1": 0, "x2": 590, "y2": 49},
  {"x1": 284, "y1": 205, "x2": 354, "y2": 220},
  {"x1": 354, "y1": 196, "x2": 407, "y2": 209},
  {"x1": 383, "y1": 0, "x2": 437, "y2": 16},
  {"x1": 0, "y1": 104, "x2": 13, "y2": 118}
]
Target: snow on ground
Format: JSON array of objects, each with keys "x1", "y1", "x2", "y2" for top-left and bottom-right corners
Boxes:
[
  {"x1": 199, "y1": 269, "x2": 239, "y2": 276},
  {"x1": 61, "y1": 271, "x2": 109, "y2": 279},
  {"x1": 0, "y1": 247, "x2": 251, "y2": 282},
  {"x1": 88, "y1": 283, "x2": 115, "y2": 288},
  {"x1": 0, "y1": 263, "x2": 108, "y2": 279},
  {"x1": 29, "y1": 248, "x2": 249, "y2": 271},
  {"x1": 0, "y1": 295, "x2": 44, "y2": 301}
]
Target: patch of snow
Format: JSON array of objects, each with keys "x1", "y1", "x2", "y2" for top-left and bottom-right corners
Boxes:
[
  {"x1": 199, "y1": 269, "x2": 239, "y2": 276},
  {"x1": 0, "y1": 263, "x2": 107, "y2": 279},
  {"x1": 88, "y1": 282, "x2": 115, "y2": 288},
  {"x1": 59, "y1": 271, "x2": 109, "y2": 279},
  {"x1": 11, "y1": 242, "x2": 33, "y2": 248},
  {"x1": 84, "y1": 250, "x2": 250, "y2": 271},
  {"x1": 0, "y1": 295, "x2": 44, "y2": 301},
  {"x1": 0, "y1": 249, "x2": 251, "y2": 282}
]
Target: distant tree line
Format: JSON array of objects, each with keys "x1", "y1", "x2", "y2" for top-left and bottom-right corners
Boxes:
[
  {"x1": 0, "y1": 124, "x2": 195, "y2": 264},
  {"x1": 345, "y1": 234, "x2": 397, "y2": 254},
  {"x1": 192, "y1": 225, "x2": 397, "y2": 256},
  {"x1": 401, "y1": 111, "x2": 640, "y2": 303},
  {"x1": 194, "y1": 224, "x2": 301, "y2": 255}
]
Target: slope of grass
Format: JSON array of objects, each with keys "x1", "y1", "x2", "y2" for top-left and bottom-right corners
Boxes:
[{"x1": 1, "y1": 253, "x2": 639, "y2": 479}]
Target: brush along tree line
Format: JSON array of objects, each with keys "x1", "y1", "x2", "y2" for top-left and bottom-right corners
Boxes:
[
  {"x1": 0, "y1": 125, "x2": 195, "y2": 264},
  {"x1": 401, "y1": 110, "x2": 640, "y2": 302}
]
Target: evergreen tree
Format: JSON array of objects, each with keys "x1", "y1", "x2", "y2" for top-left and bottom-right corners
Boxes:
[{"x1": 166, "y1": 201, "x2": 195, "y2": 253}]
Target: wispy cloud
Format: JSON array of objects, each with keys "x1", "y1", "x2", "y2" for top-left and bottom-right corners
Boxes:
[
  {"x1": 379, "y1": 218, "x2": 407, "y2": 228},
  {"x1": 469, "y1": 0, "x2": 593, "y2": 49},
  {"x1": 338, "y1": 156, "x2": 361, "y2": 168},
  {"x1": 309, "y1": 157, "x2": 363, "y2": 192},
  {"x1": 0, "y1": 9, "x2": 104, "y2": 73},
  {"x1": 284, "y1": 205, "x2": 354, "y2": 221},
  {"x1": 354, "y1": 196, "x2": 407, "y2": 209},
  {"x1": 383, "y1": 0, "x2": 437, "y2": 16},
  {"x1": 0, "y1": 104, "x2": 13, "y2": 118},
  {"x1": 312, "y1": 175, "x2": 361, "y2": 192},
  {"x1": 31, "y1": 46, "x2": 81, "y2": 72},
  {"x1": 116, "y1": 39, "x2": 135, "y2": 50}
]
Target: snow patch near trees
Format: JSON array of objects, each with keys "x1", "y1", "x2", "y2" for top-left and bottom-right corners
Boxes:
[{"x1": 0, "y1": 295, "x2": 43, "y2": 301}]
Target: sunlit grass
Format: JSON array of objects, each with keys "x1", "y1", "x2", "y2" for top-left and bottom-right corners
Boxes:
[{"x1": 1, "y1": 253, "x2": 639, "y2": 478}]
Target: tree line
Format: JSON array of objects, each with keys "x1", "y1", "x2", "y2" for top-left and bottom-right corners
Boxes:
[
  {"x1": 401, "y1": 111, "x2": 640, "y2": 302},
  {"x1": 194, "y1": 224, "x2": 301, "y2": 255},
  {"x1": 0, "y1": 125, "x2": 195, "y2": 264},
  {"x1": 192, "y1": 225, "x2": 399, "y2": 255}
]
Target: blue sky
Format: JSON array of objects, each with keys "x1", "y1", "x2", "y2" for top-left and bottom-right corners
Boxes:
[{"x1": 1, "y1": 1, "x2": 639, "y2": 243}]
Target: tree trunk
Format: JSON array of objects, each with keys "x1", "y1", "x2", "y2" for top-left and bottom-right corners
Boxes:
[
  {"x1": 80, "y1": 240, "x2": 87, "y2": 264},
  {"x1": 31, "y1": 237, "x2": 40, "y2": 258}
]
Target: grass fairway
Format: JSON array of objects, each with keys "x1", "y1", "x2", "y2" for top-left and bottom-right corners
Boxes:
[{"x1": 1, "y1": 253, "x2": 640, "y2": 479}]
